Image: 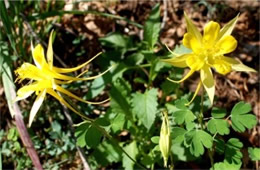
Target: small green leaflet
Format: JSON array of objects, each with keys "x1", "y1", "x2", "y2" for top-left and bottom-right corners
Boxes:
[
  {"x1": 122, "y1": 141, "x2": 138, "y2": 170},
  {"x1": 75, "y1": 118, "x2": 109, "y2": 148},
  {"x1": 184, "y1": 130, "x2": 213, "y2": 157},
  {"x1": 211, "y1": 107, "x2": 226, "y2": 118},
  {"x1": 211, "y1": 161, "x2": 241, "y2": 170},
  {"x1": 248, "y1": 147, "x2": 260, "y2": 161},
  {"x1": 171, "y1": 99, "x2": 196, "y2": 125},
  {"x1": 171, "y1": 127, "x2": 187, "y2": 143},
  {"x1": 143, "y1": 3, "x2": 161, "y2": 50},
  {"x1": 207, "y1": 119, "x2": 230, "y2": 135},
  {"x1": 231, "y1": 101, "x2": 257, "y2": 132},
  {"x1": 131, "y1": 88, "x2": 158, "y2": 130},
  {"x1": 225, "y1": 138, "x2": 243, "y2": 164}
]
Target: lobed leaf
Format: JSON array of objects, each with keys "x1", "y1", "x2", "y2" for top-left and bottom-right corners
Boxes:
[
  {"x1": 207, "y1": 118, "x2": 230, "y2": 135},
  {"x1": 248, "y1": 147, "x2": 260, "y2": 161},
  {"x1": 231, "y1": 102, "x2": 257, "y2": 132},
  {"x1": 184, "y1": 130, "x2": 213, "y2": 157},
  {"x1": 131, "y1": 88, "x2": 158, "y2": 130}
]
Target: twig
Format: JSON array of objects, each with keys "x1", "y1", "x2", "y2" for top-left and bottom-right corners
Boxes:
[
  {"x1": 61, "y1": 104, "x2": 91, "y2": 170},
  {"x1": 9, "y1": 84, "x2": 43, "y2": 169},
  {"x1": 161, "y1": 0, "x2": 168, "y2": 30}
]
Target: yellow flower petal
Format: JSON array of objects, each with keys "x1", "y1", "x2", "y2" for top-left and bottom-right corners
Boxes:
[
  {"x1": 46, "y1": 89, "x2": 82, "y2": 116},
  {"x1": 52, "y1": 52, "x2": 102, "y2": 73},
  {"x1": 223, "y1": 57, "x2": 257, "y2": 72},
  {"x1": 161, "y1": 54, "x2": 189, "y2": 68},
  {"x1": 28, "y1": 89, "x2": 46, "y2": 127},
  {"x1": 184, "y1": 12, "x2": 202, "y2": 43},
  {"x1": 213, "y1": 59, "x2": 232, "y2": 75},
  {"x1": 32, "y1": 44, "x2": 48, "y2": 69},
  {"x1": 167, "y1": 69, "x2": 195, "y2": 83},
  {"x1": 203, "y1": 21, "x2": 220, "y2": 47},
  {"x1": 185, "y1": 81, "x2": 202, "y2": 106},
  {"x1": 217, "y1": 14, "x2": 239, "y2": 41},
  {"x1": 14, "y1": 89, "x2": 34, "y2": 102},
  {"x1": 186, "y1": 54, "x2": 204, "y2": 70},
  {"x1": 200, "y1": 66, "x2": 215, "y2": 105},
  {"x1": 183, "y1": 33, "x2": 201, "y2": 53},
  {"x1": 47, "y1": 30, "x2": 54, "y2": 69},
  {"x1": 216, "y1": 35, "x2": 237, "y2": 55},
  {"x1": 56, "y1": 85, "x2": 109, "y2": 104}
]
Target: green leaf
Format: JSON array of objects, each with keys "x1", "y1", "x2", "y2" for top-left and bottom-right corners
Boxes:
[
  {"x1": 86, "y1": 76, "x2": 105, "y2": 99},
  {"x1": 211, "y1": 161, "x2": 241, "y2": 170},
  {"x1": 231, "y1": 102, "x2": 257, "y2": 132},
  {"x1": 75, "y1": 122, "x2": 91, "y2": 147},
  {"x1": 92, "y1": 141, "x2": 122, "y2": 166},
  {"x1": 173, "y1": 110, "x2": 196, "y2": 125},
  {"x1": 171, "y1": 143, "x2": 197, "y2": 162},
  {"x1": 248, "y1": 147, "x2": 260, "y2": 161},
  {"x1": 171, "y1": 127, "x2": 187, "y2": 143},
  {"x1": 131, "y1": 88, "x2": 158, "y2": 130},
  {"x1": 111, "y1": 113, "x2": 126, "y2": 133},
  {"x1": 1, "y1": 59, "x2": 16, "y2": 117},
  {"x1": 211, "y1": 107, "x2": 226, "y2": 118},
  {"x1": 184, "y1": 130, "x2": 213, "y2": 157},
  {"x1": 215, "y1": 138, "x2": 225, "y2": 154},
  {"x1": 75, "y1": 118, "x2": 109, "y2": 148},
  {"x1": 151, "y1": 136, "x2": 160, "y2": 144},
  {"x1": 110, "y1": 78, "x2": 133, "y2": 121},
  {"x1": 225, "y1": 138, "x2": 243, "y2": 164},
  {"x1": 143, "y1": 3, "x2": 161, "y2": 49},
  {"x1": 100, "y1": 32, "x2": 128, "y2": 49},
  {"x1": 207, "y1": 118, "x2": 230, "y2": 135},
  {"x1": 122, "y1": 141, "x2": 138, "y2": 170}
]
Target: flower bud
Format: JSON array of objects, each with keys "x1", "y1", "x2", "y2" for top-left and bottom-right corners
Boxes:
[{"x1": 159, "y1": 110, "x2": 171, "y2": 167}]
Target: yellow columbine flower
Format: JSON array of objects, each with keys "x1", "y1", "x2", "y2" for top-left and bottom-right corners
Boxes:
[
  {"x1": 15, "y1": 31, "x2": 111, "y2": 127},
  {"x1": 162, "y1": 13, "x2": 256, "y2": 105}
]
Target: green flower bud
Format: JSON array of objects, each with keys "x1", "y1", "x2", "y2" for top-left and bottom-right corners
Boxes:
[{"x1": 159, "y1": 110, "x2": 171, "y2": 167}]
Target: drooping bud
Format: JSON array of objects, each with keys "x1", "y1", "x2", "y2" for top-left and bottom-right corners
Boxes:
[{"x1": 159, "y1": 110, "x2": 171, "y2": 167}]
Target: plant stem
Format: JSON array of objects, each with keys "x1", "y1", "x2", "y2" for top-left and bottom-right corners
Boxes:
[
  {"x1": 198, "y1": 86, "x2": 204, "y2": 129},
  {"x1": 91, "y1": 122, "x2": 148, "y2": 170},
  {"x1": 199, "y1": 86, "x2": 214, "y2": 168},
  {"x1": 170, "y1": 153, "x2": 174, "y2": 170},
  {"x1": 14, "y1": 103, "x2": 43, "y2": 170}
]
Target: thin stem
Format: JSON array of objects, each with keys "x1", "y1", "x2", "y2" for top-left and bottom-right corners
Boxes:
[
  {"x1": 170, "y1": 152, "x2": 174, "y2": 170},
  {"x1": 198, "y1": 86, "x2": 204, "y2": 129},
  {"x1": 58, "y1": 97, "x2": 147, "y2": 169},
  {"x1": 199, "y1": 87, "x2": 214, "y2": 168},
  {"x1": 208, "y1": 149, "x2": 214, "y2": 169},
  {"x1": 91, "y1": 122, "x2": 148, "y2": 170}
]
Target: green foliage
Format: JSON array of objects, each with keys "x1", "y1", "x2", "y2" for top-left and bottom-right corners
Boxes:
[
  {"x1": 122, "y1": 141, "x2": 139, "y2": 170},
  {"x1": 211, "y1": 161, "x2": 241, "y2": 170},
  {"x1": 207, "y1": 119, "x2": 230, "y2": 135},
  {"x1": 143, "y1": 3, "x2": 161, "y2": 50},
  {"x1": 231, "y1": 101, "x2": 257, "y2": 132},
  {"x1": 131, "y1": 88, "x2": 158, "y2": 130},
  {"x1": 225, "y1": 138, "x2": 243, "y2": 164},
  {"x1": 75, "y1": 118, "x2": 109, "y2": 148},
  {"x1": 248, "y1": 147, "x2": 260, "y2": 161},
  {"x1": 184, "y1": 130, "x2": 213, "y2": 157}
]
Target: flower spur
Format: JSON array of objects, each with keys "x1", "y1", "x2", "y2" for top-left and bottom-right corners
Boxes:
[
  {"x1": 162, "y1": 13, "x2": 256, "y2": 105},
  {"x1": 15, "y1": 31, "x2": 111, "y2": 127}
]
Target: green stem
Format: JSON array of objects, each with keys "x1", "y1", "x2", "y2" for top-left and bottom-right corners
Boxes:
[
  {"x1": 198, "y1": 87, "x2": 204, "y2": 129},
  {"x1": 61, "y1": 101, "x2": 147, "y2": 170},
  {"x1": 91, "y1": 122, "x2": 148, "y2": 170},
  {"x1": 199, "y1": 87, "x2": 214, "y2": 168},
  {"x1": 170, "y1": 153, "x2": 174, "y2": 170}
]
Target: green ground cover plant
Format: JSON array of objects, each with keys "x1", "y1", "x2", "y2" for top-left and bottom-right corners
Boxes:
[{"x1": 0, "y1": 1, "x2": 259, "y2": 169}]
